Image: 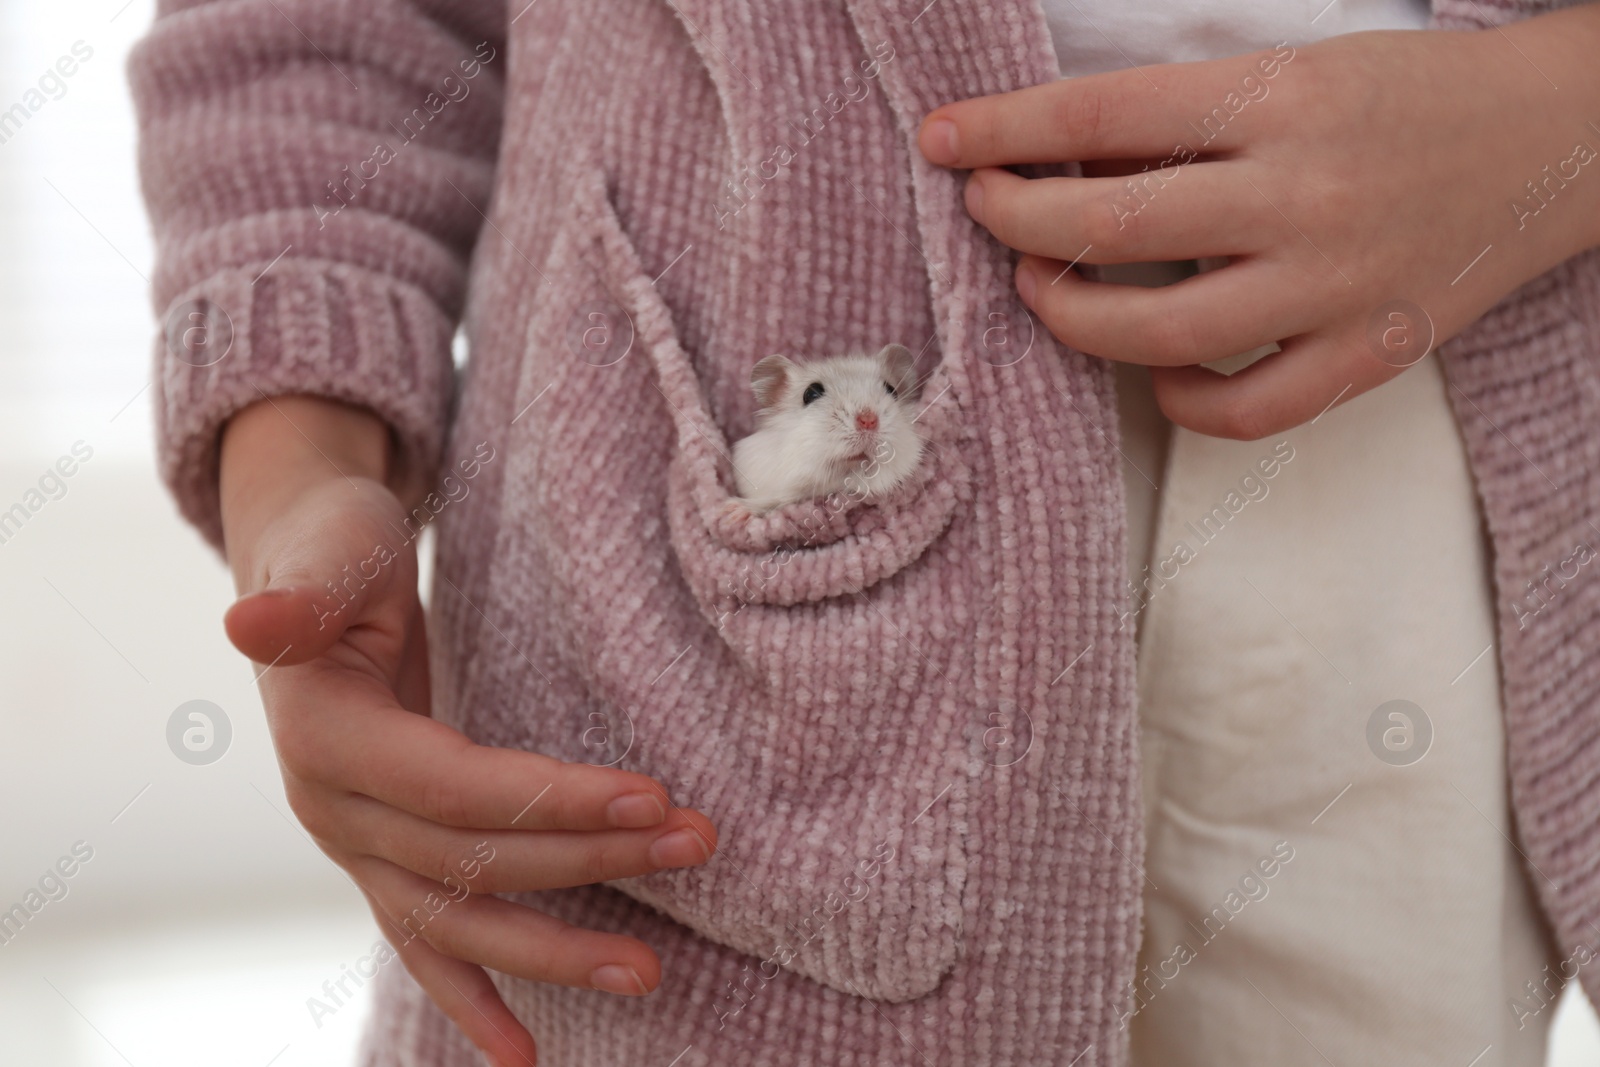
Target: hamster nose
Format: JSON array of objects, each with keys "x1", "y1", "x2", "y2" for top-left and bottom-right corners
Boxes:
[{"x1": 855, "y1": 410, "x2": 879, "y2": 431}]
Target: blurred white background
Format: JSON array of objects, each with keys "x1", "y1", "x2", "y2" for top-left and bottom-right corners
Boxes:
[
  {"x1": 0, "y1": 2, "x2": 1596, "y2": 1066},
  {"x1": 0, "y1": 3, "x2": 375, "y2": 1064}
]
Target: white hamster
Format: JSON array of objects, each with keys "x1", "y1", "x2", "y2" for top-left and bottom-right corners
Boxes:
[{"x1": 728, "y1": 343, "x2": 925, "y2": 515}]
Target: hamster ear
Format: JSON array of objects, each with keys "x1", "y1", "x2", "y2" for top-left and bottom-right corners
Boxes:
[
  {"x1": 750, "y1": 354, "x2": 793, "y2": 409},
  {"x1": 878, "y1": 343, "x2": 918, "y2": 398}
]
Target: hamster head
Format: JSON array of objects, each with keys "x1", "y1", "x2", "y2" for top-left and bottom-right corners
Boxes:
[{"x1": 745, "y1": 343, "x2": 925, "y2": 501}]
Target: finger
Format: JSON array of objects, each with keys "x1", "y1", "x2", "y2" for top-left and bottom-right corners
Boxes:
[
  {"x1": 225, "y1": 558, "x2": 412, "y2": 667},
  {"x1": 1079, "y1": 158, "x2": 1177, "y2": 179},
  {"x1": 224, "y1": 487, "x2": 417, "y2": 666},
  {"x1": 919, "y1": 55, "x2": 1276, "y2": 167},
  {"x1": 225, "y1": 583, "x2": 347, "y2": 666},
  {"x1": 358, "y1": 889, "x2": 542, "y2": 1067},
  {"x1": 359, "y1": 858, "x2": 664, "y2": 994},
  {"x1": 276, "y1": 673, "x2": 684, "y2": 831},
  {"x1": 323, "y1": 792, "x2": 718, "y2": 891},
  {"x1": 391, "y1": 597, "x2": 432, "y2": 717},
  {"x1": 966, "y1": 163, "x2": 1271, "y2": 264},
  {"x1": 1149, "y1": 329, "x2": 1397, "y2": 439},
  {"x1": 1016, "y1": 254, "x2": 1318, "y2": 365}
]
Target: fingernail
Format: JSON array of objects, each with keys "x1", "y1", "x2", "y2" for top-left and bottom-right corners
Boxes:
[
  {"x1": 590, "y1": 963, "x2": 650, "y2": 996},
  {"x1": 607, "y1": 792, "x2": 666, "y2": 829},
  {"x1": 964, "y1": 177, "x2": 984, "y2": 224},
  {"x1": 1015, "y1": 262, "x2": 1037, "y2": 306},
  {"x1": 648, "y1": 827, "x2": 711, "y2": 868},
  {"x1": 922, "y1": 118, "x2": 959, "y2": 165},
  {"x1": 252, "y1": 586, "x2": 297, "y2": 600}
]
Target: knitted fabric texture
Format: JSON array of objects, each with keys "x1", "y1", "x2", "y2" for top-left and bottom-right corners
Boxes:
[{"x1": 130, "y1": 0, "x2": 1600, "y2": 1064}]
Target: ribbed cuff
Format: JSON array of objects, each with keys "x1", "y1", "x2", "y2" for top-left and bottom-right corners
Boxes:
[{"x1": 153, "y1": 259, "x2": 457, "y2": 553}]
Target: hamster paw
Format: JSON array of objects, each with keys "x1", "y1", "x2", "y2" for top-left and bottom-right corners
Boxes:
[{"x1": 719, "y1": 498, "x2": 756, "y2": 527}]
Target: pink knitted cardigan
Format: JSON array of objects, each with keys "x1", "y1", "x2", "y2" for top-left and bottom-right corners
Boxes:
[{"x1": 132, "y1": 0, "x2": 1600, "y2": 1063}]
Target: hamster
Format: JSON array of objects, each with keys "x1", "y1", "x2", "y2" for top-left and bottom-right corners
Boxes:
[{"x1": 728, "y1": 343, "x2": 925, "y2": 516}]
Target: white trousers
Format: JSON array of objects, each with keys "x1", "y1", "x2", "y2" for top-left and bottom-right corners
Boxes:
[{"x1": 1115, "y1": 337, "x2": 1559, "y2": 1066}]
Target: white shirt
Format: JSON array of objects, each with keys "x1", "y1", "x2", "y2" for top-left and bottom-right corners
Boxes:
[{"x1": 1040, "y1": 0, "x2": 1430, "y2": 77}]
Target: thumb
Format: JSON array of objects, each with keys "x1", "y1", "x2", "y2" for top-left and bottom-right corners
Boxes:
[
  {"x1": 224, "y1": 575, "x2": 354, "y2": 667},
  {"x1": 225, "y1": 542, "x2": 412, "y2": 667},
  {"x1": 222, "y1": 473, "x2": 420, "y2": 667}
]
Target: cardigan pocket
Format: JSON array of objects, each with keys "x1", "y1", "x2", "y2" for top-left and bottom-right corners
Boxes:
[
  {"x1": 494, "y1": 169, "x2": 977, "y2": 1004},
  {"x1": 574, "y1": 178, "x2": 973, "y2": 615}
]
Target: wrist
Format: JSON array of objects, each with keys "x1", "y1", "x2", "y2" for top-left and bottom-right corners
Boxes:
[
  {"x1": 219, "y1": 395, "x2": 398, "y2": 573},
  {"x1": 1499, "y1": 6, "x2": 1600, "y2": 259}
]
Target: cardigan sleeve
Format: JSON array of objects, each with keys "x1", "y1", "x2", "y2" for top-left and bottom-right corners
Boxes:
[{"x1": 129, "y1": 0, "x2": 508, "y2": 551}]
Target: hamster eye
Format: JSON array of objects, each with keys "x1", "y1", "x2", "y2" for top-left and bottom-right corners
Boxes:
[
  {"x1": 802, "y1": 382, "x2": 825, "y2": 405},
  {"x1": 884, "y1": 381, "x2": 897, "y2": 397}
]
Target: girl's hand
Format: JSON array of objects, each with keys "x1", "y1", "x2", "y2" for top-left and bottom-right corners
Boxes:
[
  {"x1": 220, "y1": 396, "x2": 717, "y2": 1067},
  {"x1": 919, "y1": 8, "x2": 1600, "y2": 438}
]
